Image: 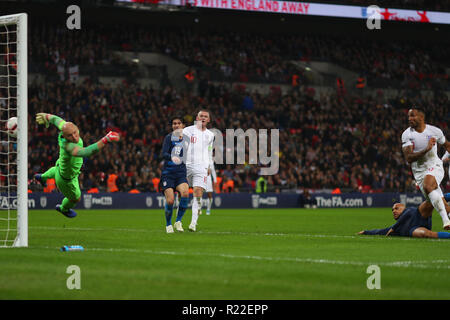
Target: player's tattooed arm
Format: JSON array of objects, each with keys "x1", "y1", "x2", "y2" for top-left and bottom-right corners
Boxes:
[
  {"x1": 402, "y1": 137, "x2": 436, "y2": 164},
  {"x1": 444, "y1": 140, "x2": 450, "y2": 154},
  {"x1": 443, "y1": 151, "x2": 450, "y2": 163}
]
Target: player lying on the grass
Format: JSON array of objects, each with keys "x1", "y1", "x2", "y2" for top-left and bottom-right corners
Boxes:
[
  {"x1": 34, "y1": 112, "x2": 120, "y2": 218},
  {"x1": 160, "y1": 115, "x2": 190, "y2": 233},
  {"x1": 358, "y1": 194, "x2": 450, "y2": 239}
]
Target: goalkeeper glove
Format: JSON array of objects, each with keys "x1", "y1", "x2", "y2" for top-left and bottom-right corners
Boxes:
[
  {"x1": 101, "y1": 131, "x2": 120, "y2": 145},
  {"x1": 36, "y1": 113, "x2": 50, "y2": 128}
]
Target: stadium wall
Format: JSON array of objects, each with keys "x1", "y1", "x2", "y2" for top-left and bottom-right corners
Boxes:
[{"x1": 16, "y1": 192, "x2": 425, "y2": 210}]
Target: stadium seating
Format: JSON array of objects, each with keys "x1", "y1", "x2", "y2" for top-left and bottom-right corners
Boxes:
[{"x1": 21, "y1": 21, "x2": 449, "y2": 194}]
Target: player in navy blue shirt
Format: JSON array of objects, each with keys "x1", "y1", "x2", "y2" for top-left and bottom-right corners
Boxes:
[
  {"x1": 358, "y1": 198, "x2": 450, "y2": 239},
  {"x1": 160, "y1": 115, "x2": 190, "y2": 234}
]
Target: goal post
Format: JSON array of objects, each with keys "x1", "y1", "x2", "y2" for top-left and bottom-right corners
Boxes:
[{"x1": 0, "y1": 13, "x2": 28, "y2": 247}]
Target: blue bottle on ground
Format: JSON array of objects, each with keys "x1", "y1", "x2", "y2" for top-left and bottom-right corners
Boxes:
[{"x1": 60, "y1": 245, "x2": 84, "y2": 252}]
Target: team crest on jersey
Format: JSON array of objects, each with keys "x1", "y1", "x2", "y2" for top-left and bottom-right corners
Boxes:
[
  {"x1": 163, "y1": 181, "x2": 167, "y2": 186},
  {"x1": 191, "y1": 136, "x2": 197, "y2": 143}
]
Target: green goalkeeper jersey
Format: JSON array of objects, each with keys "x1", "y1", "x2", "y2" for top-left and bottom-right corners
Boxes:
[{"x1": 57, "y1": 133, "x2": 84, "y2": 179}]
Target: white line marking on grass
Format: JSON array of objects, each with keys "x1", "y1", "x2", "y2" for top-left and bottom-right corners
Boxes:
[
  {"x1": 36, "y1": 245, "x2": 450, "y2": 270},
  {"x1": 30, "y1": 226, "x2": 450, "y2": 243}
]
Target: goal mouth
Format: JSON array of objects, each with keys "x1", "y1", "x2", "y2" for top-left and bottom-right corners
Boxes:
[{"x1": 0, "y1": 13, "x2": 27, "y2": 248}]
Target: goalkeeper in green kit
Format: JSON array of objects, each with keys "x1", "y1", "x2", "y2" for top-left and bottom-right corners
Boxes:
[{"x1": 34, "y1": 113, "x2": 120, "y2": 218}]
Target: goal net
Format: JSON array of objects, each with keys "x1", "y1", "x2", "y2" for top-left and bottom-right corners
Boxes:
[{"x1": 0, "y1": 13, "x2": 27, "y2": 247}]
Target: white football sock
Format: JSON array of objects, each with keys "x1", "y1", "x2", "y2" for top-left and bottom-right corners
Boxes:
[
  {"x1": 429, "y1": 189, "x2": 450, "y2": 225},
  {"x1": 191, "y1": 198, "x2": 198, "y2": 226},
  {"x1": 207, "y1": 197, "x2": 212, "y2": 210},
  {"x1": 196, "y1": 197, "x2": 202, "y2": 216}
]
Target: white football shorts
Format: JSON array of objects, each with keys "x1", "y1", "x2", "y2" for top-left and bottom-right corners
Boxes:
[
  {"x1": 414, "y1": 163, "x2": 445, "y2": 199},
  {"x1": 187, "y1": 165, "x2": 208, "y2": 190}
]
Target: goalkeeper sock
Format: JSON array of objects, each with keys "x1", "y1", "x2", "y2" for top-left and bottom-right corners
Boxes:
[
  {"x1": 176, "y1": 197, "x2": 189, "y2": 222},
  {"x1": 437, "y1": 232, "x2": 450, "y2": 239},
  {"x1": 41, "y1": 166, "x2": 56, "y2": 182},
  {"x1": 164, "y1": 203, "x2": 174, "y2": 226},
  {"x1": 60, "y1": 197, "x2": 76, "y2": 212},
  {"x1": 429, "y1": 189, "x2": 450, "y2": 225}
]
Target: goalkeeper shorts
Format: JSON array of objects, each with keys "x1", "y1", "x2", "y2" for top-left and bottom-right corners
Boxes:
[{"x1": 56, "y1": 168, "x2": 81, "y2": 201}]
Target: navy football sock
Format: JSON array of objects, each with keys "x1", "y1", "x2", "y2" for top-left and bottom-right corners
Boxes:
[
  {"x1": 176, "y1": 197, "x2": 189, "y2": 222},
  {"x1": 437, "y1": 232, "x2": 450, "y2": 239},
  {"x1": 165, "y1": 203, "x2": 174, "y2": 226}
]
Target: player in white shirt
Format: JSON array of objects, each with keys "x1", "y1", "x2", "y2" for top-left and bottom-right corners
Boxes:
[
  {"x1": 401, "y1": 107, "x2": 450, "y2": 230},
  {"x1": 182, "y1": 110, "x2": 215, "y2": 231},
  {"x1": 205, "y1": 162, "x2": 217, "y2": 215}
]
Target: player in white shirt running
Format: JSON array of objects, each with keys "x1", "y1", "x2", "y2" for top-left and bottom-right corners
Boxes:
[
  {"x1": 205, "y1": 162, "x2": 217, "y2": 215},
  {"x1": 401, "y1": 107, "x2": 450, "y2": 230},
  {"x1": 183, "y1": 110, "x2": 215, "y2": 231}
]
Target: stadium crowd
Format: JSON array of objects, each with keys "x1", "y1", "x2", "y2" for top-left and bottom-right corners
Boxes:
[
  {"x1": 26, "y1": 77, "x2": 450, "y2": 194},
  {"x1": 20, "y1": 21, "x2": 450, "y2": 194},
  {"x1": 29, "y1": 23, "x2": 450, "y2": 90}
]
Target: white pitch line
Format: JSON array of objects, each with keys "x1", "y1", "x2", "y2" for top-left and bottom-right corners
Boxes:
[
  {"x1": 37, "y1": 245, "x2": 450, "y2": 270},
  {"x1": 30, "y1": 226, "x2": 450, "y2": 243}
]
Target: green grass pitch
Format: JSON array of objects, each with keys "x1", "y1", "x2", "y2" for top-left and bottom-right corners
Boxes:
[{"x1": 1, "y1": 207, "x2": 450, "y2": 299}]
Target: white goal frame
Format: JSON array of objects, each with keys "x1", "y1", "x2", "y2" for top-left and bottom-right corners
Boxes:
[{"x1": 0, "y1": 13, "x2": 28, "y2": 247}]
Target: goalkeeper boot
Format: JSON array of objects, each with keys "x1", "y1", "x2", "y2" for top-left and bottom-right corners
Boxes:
[
  {"x1": 34, "y1": 173, "x2": 46, "y2": 187},
  {"x1": 174, "y1": 221, "x2": 184, "y2": 232},
  {"x1": 56, "y1": 205, "x2": 77, "y2": 218},
  {"x1": 166, "y1": 225, "x2": 174, "y2": 234}
]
